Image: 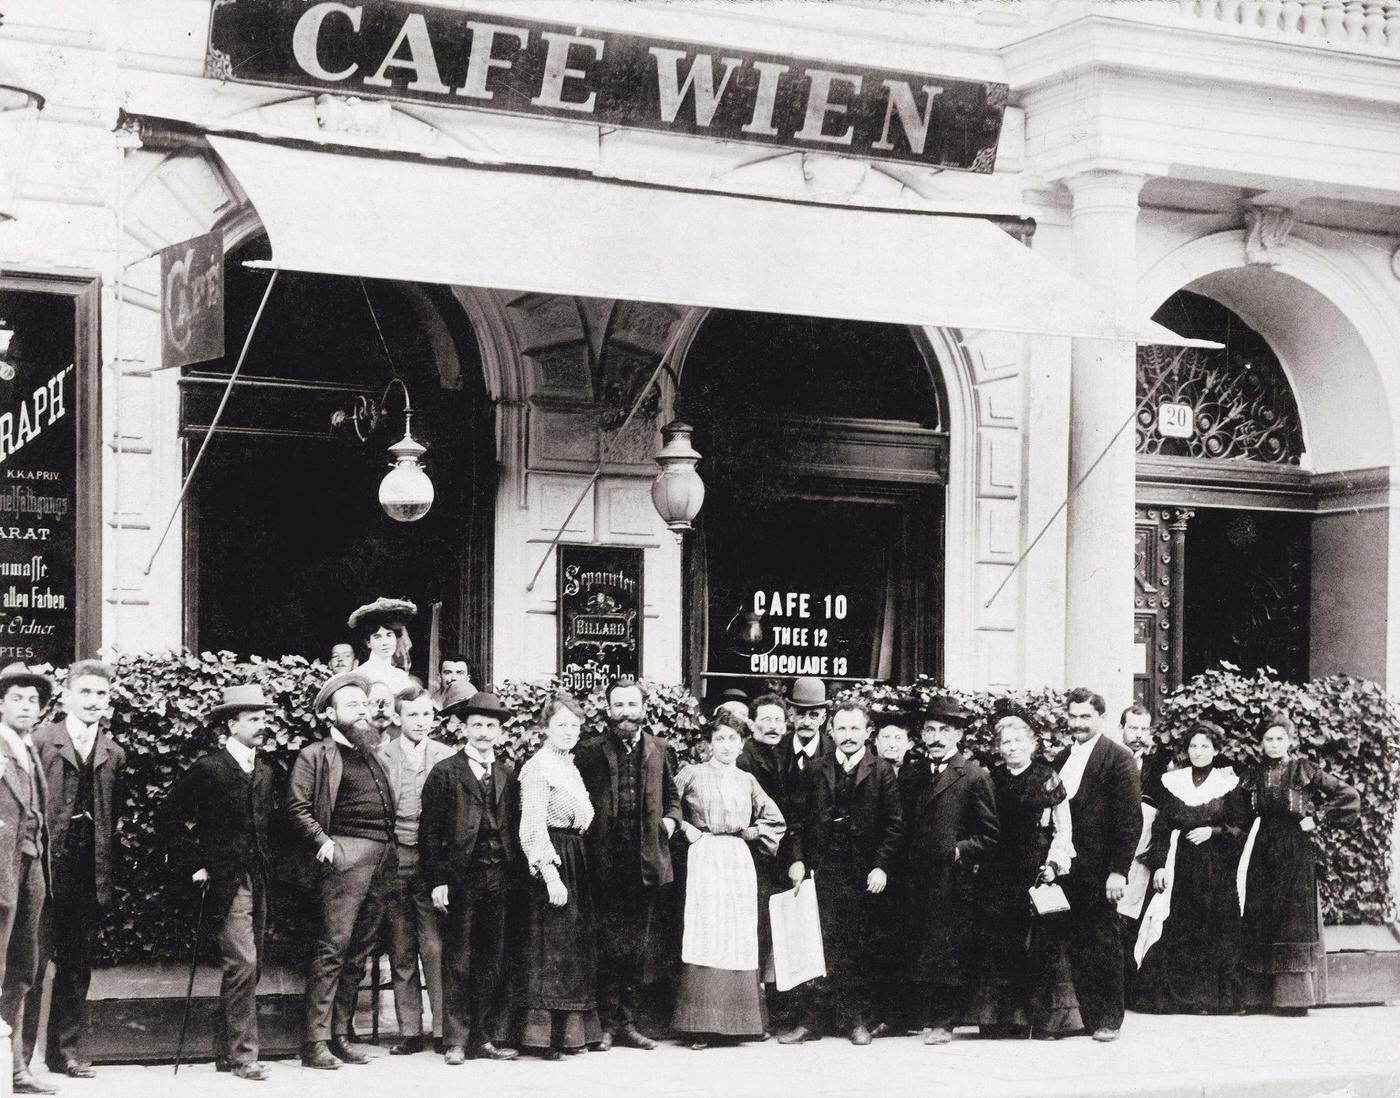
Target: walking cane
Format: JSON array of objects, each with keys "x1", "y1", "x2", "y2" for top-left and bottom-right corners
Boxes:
[{"x1": 173, "y1": 880, "x2": 209, "y2": 1075}]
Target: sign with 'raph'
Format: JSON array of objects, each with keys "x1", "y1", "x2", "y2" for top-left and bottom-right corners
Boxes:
[
  {"x1": 558, "y1": 544, "x2": 644, "y2": 694},
  {"x1": 160, "y1": 230, "x2": 224, "y2": 371},
  {"x1": 205, "y1": 0, "x2": 1007, "y2": 173}
]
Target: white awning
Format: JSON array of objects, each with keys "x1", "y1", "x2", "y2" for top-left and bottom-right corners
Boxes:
[{"x1": 209, "y1": 134, "x2": 1205, "y2": 346}]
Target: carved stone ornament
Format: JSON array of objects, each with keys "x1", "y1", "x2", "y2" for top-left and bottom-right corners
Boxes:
[
  {"x1": 314, "y1": 94, "x2": 393, "y2": 139},
  {"x1": 1243, "y1": 206, "x2": 1295, "y2": 267}
]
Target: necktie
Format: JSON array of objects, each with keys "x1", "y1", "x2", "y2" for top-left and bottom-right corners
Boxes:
[{"x1": 478, "y1": 762, "x2": 494, "y2": 801}]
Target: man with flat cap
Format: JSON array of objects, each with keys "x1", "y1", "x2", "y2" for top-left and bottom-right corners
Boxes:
[
  {"x1": 287, "y1": 671, "x2": 397, "y2": 1070},
  {"x1": 159, "y1": 684, "x2": 279, "y2": 1081},
  {"x1": 421, "y1": 688, "x2": 521, "y2": 1063},
  {"x1": 0, "y1": 663, "x2": 54, "y2": 1094}
]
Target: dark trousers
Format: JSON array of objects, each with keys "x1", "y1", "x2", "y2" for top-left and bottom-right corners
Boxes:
[
  {"x1": 215, "y1": 875, "x2": 267, "y2": 1065},
  {"x1": 596, "y1": 873, "x2": 657, "y2": 1032},
  {"x1": 441, "y1": 863, "x2": 509, "y2": 1049},
  {"x1": 305, "y1": 836, "x2": 396, "y2": 1044},
  {"x1": 23, "y1": 884, "x2": 98, "y2": 1069},
  {"x1": 798, "y1": 851, "x2": 879, "y2": 1032},
  {"x1": 926, "y1": 982, "x2": 970, "y2": 1032},
  {"x1": 1062, "y1": 881, "x2": 1125, "y2": 1032},
  {"x1": 1, "y1": 855, "x2": 46, "y2": 1075},
  {"x1": 1120, "y1": 914, "x2": 1141, "y2": 1004},
  {"x1": 384, "y1": 845, "x2": 443, "y2": 1039}
]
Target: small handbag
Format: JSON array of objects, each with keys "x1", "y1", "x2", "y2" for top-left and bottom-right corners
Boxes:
[{"x1": 1028, "y1": 881, "x2": 1071, "y2": 916}]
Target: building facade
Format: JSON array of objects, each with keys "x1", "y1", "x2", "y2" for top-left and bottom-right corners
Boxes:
[{"x1": 1, "y1": 0, "x2": 1398, "y2": 723}]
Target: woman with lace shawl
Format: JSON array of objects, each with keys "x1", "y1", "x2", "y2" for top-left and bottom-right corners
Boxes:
[
  {"x1": 966, "y1": 715, "x2": 1079, "y2": 1039},
  {"x1": 671, "y1": 710, "x2": 786, "y2": 1048}
]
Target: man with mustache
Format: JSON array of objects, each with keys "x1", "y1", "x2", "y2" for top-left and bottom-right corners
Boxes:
[
  {"x1": 576, "y1": 678, "x2": 681, "y2": 1051},
  {"x1": 159, "y1": 684, "x2": 278, "y2": 1081},
  {"x1": 287, "y1": 671, "x2": 398, "y2": 1070}
]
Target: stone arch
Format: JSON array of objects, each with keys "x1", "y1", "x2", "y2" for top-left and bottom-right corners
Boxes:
[{"x1": 1139, "y1": 229, "x2": 1399, "y2": 473}]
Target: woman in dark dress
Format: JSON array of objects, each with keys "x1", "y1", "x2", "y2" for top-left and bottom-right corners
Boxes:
[
  {"x1": 1133, "y1": 722, "x2": 1244, "y2": 1014},
  {"x1": 1236, "y1": 713, "x2": 1359, "y2": 1015},
  {"x1": 517, "y1": 693, "x2": 601, "y2": 1059},
  {"x1": 967, "y1": 716, "x2": 1080, "y2": 1039}
]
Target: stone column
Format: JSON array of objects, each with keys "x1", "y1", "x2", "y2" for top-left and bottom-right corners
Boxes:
[{"x1": 1063, "y1": 171, "x2": 1145, "y2": 715}]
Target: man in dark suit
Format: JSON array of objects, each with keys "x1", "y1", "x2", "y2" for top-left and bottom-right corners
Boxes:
[
  {"x1": 779, "y1": 700, "x2": 904, "y2": 1046},
  {"x1": 576, "y1": 677, "x2": 681, "y2": 1051},
  {"x1": 1053, "y1": 687, "x2": 1142, "y2": 1042},
  {"x1": 781, "y1": 677, "x2": 836, "y2": 776},
  {"x1": 1117, "y1": 702, "x2": 1166, "y2": 1001},
  {"x1": 869, "y1": 704, "x2": 921, "y2": 1038},
  {"x1": 902, "y1": 697, "x2": 999, "y2": 1045},
  {"x1": 0, "y1": 663, "x2": 54, "y2": 1095},
  {"x1": 158, "y1": 684, "x2": 278, "y2": 1081},
  {"x1": 420, "y1": 690, "x2": 520, "y2": 1064},
  {"x1": 286, "y1": 671, "x2": 398, "y2": 1070},
  {"x1": 24, "y1": 660, "x2": 125, "y2": 1080}
]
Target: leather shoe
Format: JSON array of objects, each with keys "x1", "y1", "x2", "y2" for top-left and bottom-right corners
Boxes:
[
  {"x1": 443, "y1": 1046, "x2": 466, "y2": 1066},
  {"x1": 300, "y1": 1042, "x2": 342, "y2": 1070},
  {"x1": 849, "y1": 1025, "x2": 873, "y2": 1046},
  {"x1": 327, "y1": 1039, "x2": 370, "y2": 1065},
  {"x1": 390, "y1": 1037, "x2": 424, "y2": 1056},
  {"x1": 231, "y1": 1062, "x2": 270, "y2": 1082},
  {"x1": 1092, "y1": 1028, "x2": 1120, "y2": 1043},
  {"x1": 433, "y1": 1038, "x2": 445, "y2": 1055},
  {"x1": 776, "y1": 1026, "x2": 816, "y2": 1045},
  {"x1": 595, "y1": 1030, "x2": 614, "y2": 1052},
  {"x1": 56, "y1": 1060, "x2": 95, "y2": 1079},
  {"x1": 13, "y1": 1071, "x2": 59, "y2": 1094},
  {"x1": 470, "y1": 1043, "x2": 519, "y2": 1061},
  {"x1": 543, "y1": 1049, "x2": 565, "y2": 1062},
  {"x1": 925, "y1": 1027, "x2": 953, "y2": 1045},
  {"x1": 615, "y1": 1025, "x2": 658, "y2": 1051}
]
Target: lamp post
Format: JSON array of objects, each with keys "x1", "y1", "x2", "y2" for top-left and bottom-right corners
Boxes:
[
  {"x1": 651, "y1": 420, "x2": 704, "y2": 540},
  {"x1": 0, "y1": 81, "x2": 45, "y2": 222}
]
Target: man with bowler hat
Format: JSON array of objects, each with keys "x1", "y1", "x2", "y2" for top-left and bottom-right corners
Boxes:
[
  {"x1": 0, "y1": 663, "x2": 54, "y2": 1095},
  {"x1": 159, "y1": 684, "x2": 279, "y2": 1081},
  {"x1": 783, "y1": 677, "x2": 835, "y2": 774},
  {"x1": 287, "y1": 671, "x2": 397, "y2": 1070},
  {"x1": 24, "y1": 660, "x2": 124, "y2": 1080},
  {"x1": 576, "y1": 677, "x2": 681, "y2": 1051},
  {"x1": 421, "y1": 688, "x2": 521, "y2": 1063}
]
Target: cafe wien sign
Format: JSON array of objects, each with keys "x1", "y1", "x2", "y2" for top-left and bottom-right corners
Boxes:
[{"x1": 206, "y1": 0, "x2": 1008, "y2": 173}]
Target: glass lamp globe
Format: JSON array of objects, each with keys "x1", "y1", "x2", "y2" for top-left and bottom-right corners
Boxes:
[{"x1": 379, "y1": 430, "x2": 434, "y2": 522}]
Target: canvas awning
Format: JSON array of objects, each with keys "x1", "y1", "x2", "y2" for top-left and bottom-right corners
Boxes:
[{"x1": 209, "y1": 134, "x2": 1207, "y2": 346}]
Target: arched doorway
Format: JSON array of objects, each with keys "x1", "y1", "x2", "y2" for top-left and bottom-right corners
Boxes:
[
  {"x1": 1134, "y1": 290, "x2": 1310, "y2": 704},
  {"x1": 678, "y1": 310, "x2": 949, "y2": 703},
  {"x1": 180, "y1": 234, "x2": 495, "y2": 679}
]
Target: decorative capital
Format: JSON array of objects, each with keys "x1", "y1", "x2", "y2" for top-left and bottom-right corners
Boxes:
[{"x1": 1243, "y1": 205, "x2": 1295, "y2": 267}]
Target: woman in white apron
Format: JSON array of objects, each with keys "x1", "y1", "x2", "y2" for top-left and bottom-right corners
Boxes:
[{"x1": 672, "y1": 710, "x2": 786, "y2": 1048}]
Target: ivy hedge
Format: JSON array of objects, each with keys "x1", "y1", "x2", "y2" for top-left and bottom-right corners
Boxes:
[{"x1": 32, "y1": 652, "x2": 1399, "y2": 964}]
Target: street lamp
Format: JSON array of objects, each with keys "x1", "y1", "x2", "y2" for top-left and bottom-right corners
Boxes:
[
  {"x1": 335, "y1": 376, "x2": 435, "y2": 522},
  {"x1": 0, "y1": 81, "x2": 45, "y2": 222},
  {"x1": 651, "y1": 420, "x2": 704, "y2": 540}
]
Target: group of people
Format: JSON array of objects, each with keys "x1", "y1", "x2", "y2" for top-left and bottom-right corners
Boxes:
[{"x1": 0, "y1": 592, "x2": 1361, "y2": 1086}]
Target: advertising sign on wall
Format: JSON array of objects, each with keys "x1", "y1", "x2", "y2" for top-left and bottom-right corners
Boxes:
[{"x1": 558, "y1": 544, "x2": 644, "y2": 693}]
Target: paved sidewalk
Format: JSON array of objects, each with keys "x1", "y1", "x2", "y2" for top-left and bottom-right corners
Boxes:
[{"x1": 55, "y1": 1006, "x2": 1400, "y2": 1098}]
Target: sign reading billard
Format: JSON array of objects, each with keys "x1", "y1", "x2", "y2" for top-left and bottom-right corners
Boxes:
[
  {"x1": 206, "y1": 0, "x2": 1007, "y2": 173},
  {"x1": 558, "y1": 545, "x2": 644, "y2": 694}
]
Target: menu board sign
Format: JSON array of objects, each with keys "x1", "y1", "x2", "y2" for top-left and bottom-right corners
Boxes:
[
  {"x1": 558, "y1": 545, "x2": 644, "y2": 693},
  {"x1": 740, "y1": 588, "x2": 863, "y2": 679},
  {"x1": 0, "y1": 291, "x2": 79, "y2": 665}
]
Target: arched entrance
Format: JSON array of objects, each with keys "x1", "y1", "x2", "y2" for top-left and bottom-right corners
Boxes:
[
  {"x1": 677, "y1": 309, "x2": 949, "y2": 703},
  {"x1": 181, "y1": 234, "x2": 495, "y2": 678}
]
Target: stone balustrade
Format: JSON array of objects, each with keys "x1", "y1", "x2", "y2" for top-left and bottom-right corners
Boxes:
[{"x1": 1174, "y1": 0, "x2": 1400, "y2": 53}]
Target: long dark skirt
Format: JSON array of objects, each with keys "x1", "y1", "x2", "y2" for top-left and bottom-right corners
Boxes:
[
  {"x1": 1241, "y1": 818, "x2": 1328, "y2": 1009},
  {"x1": 1135, "y1": 835, "x2": 1243, "y2": 1014},
  {"x1": 519, "y1": 830, "x2": 603, "y2": 1050}
]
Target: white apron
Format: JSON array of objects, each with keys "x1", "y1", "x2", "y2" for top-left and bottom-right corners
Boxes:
[{"x1": 682, "y1": 834, "x2": 759, "y2": 971}]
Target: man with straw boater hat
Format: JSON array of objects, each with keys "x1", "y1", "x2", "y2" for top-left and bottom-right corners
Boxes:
[
  {"x1": 0, "y1": 663, "x2": 55, "y2": 1094},
  {"x1": 287, "y1": 670, "x2": 398, "y2": 1070},
  {"x1": 159, "y1": 684, "x2": 279, "y2": 1081}
]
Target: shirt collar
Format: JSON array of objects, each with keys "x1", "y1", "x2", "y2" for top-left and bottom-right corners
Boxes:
[
  {"x1": 225, "y1": 738, "x2": 256, "y2": 773},
  {"x1": 0, "y1": 723, "x2": 31, "y2": 770},
  {"x1": 838, "y1": 746, "x2": 865, "y2": 772},
  {"x1": 465, "y1": 744, "x2": 495, "y2": 768},
  {"x1": 400, "y1": 735, "x2": 428, "y2": 763},
  {"x1": 329, "y1": 728, "x2": 352, "y2": 748},
  {"x1": 793, "y1": 733, "x2": 820, "y2": 759},
  {"x1": 66, "y1": 714, "x2": 97, "y2": 757},
  {"x1": 1070, "y1": 731, "x2": 1102, "y2": 755}
]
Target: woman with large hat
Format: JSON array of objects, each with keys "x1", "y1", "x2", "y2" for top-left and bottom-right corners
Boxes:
[{"x1": 346, "y1": 597, "x2": 417, "y2": 694}]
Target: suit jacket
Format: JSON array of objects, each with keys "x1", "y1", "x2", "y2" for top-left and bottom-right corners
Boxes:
[
  {"x1": 576, "y1": 731, "x2": 681, "y2": 888},
  {"x1": 0, "y1": 744, "x2": 29, "y2": 907},
  {"x1": 418, "y1": 752, "x2": 521, "y2": 890},
  {"x1": 737, "y1": 737, "x2": 809, "y2": 865},
  {"x1": 902, "y1": 752, "x2": 999, "y2": 872},
  {"x1": 0, "y1": 732, "x2": 51, "y2": 897},
  {"x1": 792, "y1": 751, "x2": 905, "y2": 876},
  {"x1": 32, "y1": 719, "x2": 126, "y2": 908},
  {"x1": 159, "y1": 747, "x2": 279, "y2": 923},
  {"x1": 1053, "y1": 735, "x2": 1142, "y2": 888},
  {"x1": 377, "y1": 734, "x2": 456, "y2": 846},
  {"x1": 285, "y1": 733, "x2": 398, "y2": 880}
]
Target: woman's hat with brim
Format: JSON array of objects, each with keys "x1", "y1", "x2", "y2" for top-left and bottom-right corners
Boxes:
[
  {"x1": 313, "y1": 671, "x2": 373, "y2": 714},
  {"x1": 209, "y1": 683, "x2": 273, "y2": 722},
  {"x1": 0, "y1": 662, "x2": 53, "y2": 708},
  {"x1": 346, "y1": 597, "x2": 418, "y2": 636},
  {"x1": 444, "y1": 690, "x2": 513, "y2": 721},
  {"x1": 788, "y1": 676, "x2": 829, "y2": 710},
  {"x1": 920, "y1": 694, "x2": 973, "y2": 728}
]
